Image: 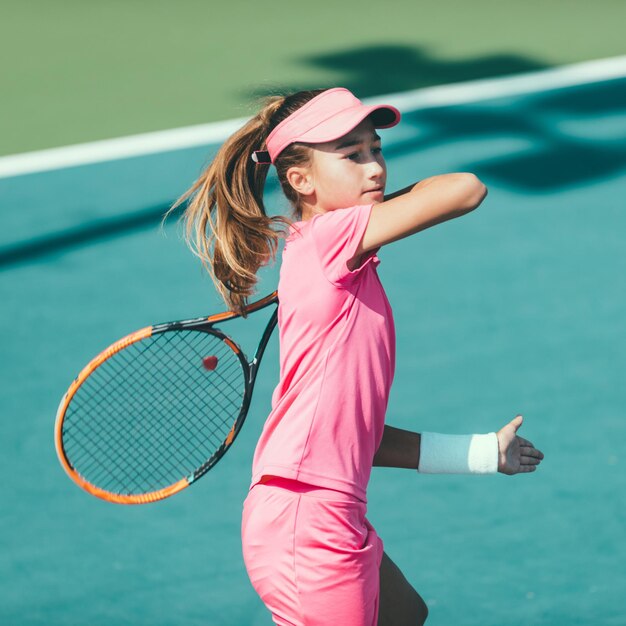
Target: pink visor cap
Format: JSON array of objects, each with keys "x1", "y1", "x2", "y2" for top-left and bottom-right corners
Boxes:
[{"x1": 251, "y1": 87, "x2": 401, "y2": 165}]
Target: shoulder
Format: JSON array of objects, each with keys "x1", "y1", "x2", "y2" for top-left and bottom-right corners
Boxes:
[
  {"x1": 286, "y1": 205, "x2": 370, "y2": 241},
  {"x1": 307, "y1": 205, "x2": 373, "y2": 237}
]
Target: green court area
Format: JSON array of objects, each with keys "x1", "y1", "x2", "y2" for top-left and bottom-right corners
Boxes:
[
  {"x1": 2, "y1": 0, "x2": 626, "y2": 155},
  {"x1": 1, "y1": 69, "x2": 625, "y2": 624}
]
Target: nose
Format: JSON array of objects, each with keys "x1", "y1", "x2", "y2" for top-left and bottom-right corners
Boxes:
[{"x1": 366, "y1": 155, "x2": 385, "y2": 182}]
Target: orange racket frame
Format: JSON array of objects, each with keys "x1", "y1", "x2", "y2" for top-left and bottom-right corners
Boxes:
[{"x1": 54, "y1": 291, "x2": 278, "y2": 504}]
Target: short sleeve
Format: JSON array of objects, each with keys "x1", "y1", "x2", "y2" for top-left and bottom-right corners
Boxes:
[{"x1": 310, "y1": 204, "x2": 379, "y2": 287}]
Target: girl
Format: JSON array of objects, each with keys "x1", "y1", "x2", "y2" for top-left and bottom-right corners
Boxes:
[{"x1": 173, "y1": 87, "x2": 545, "y2": 626}]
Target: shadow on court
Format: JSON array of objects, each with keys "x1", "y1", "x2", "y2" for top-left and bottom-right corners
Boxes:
[{"x1": 246, "y1": 43, "x2": 549, "y2": 97}]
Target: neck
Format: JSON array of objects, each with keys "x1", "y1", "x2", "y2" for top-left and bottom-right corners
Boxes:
[{"x1": 298, "y1": 196, "x2": 326, "y2": 222}]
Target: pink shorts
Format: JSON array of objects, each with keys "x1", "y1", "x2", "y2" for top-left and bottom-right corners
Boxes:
[{"x1": 241, "y1": 476, "x2": 384, "y2": 626}]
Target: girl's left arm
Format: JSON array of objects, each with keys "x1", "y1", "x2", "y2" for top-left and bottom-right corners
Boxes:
[
  {"x1": 373, "y1": 425, "x2": 421, "y2": 468},
  {"x1": 373, "y1": 420, "x2": 545, "y2": 473}
]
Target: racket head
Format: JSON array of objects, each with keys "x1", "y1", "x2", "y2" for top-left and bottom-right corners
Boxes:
[{"x1": 54, "y1": 323, "x2": 251, "y2": 504}]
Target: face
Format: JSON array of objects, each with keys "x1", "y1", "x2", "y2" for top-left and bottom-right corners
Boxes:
[{"x1": 291, "y1": 117, "x2": 387, "y2": 216}]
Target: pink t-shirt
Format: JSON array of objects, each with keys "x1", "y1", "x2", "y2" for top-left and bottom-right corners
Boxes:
[{"x1": 249, "y1": 204, "x2": 396, "y2": 503}]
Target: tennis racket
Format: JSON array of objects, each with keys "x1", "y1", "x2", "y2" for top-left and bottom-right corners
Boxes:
[{"x1": 54, "y1": 291, "x2": 278, "y2": 505}]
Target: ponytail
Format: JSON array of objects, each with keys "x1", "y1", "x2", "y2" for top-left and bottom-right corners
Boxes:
[{"x1": 167, "y1": 89, "x2": 326, "y2": 316}]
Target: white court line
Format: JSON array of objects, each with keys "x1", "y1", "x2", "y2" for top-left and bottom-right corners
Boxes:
[{"x1": 1, "y1": 54, "x2": 625, "y2": 179}]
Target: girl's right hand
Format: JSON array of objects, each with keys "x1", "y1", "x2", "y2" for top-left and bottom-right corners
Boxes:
[{"x1": 496, "y1": 415, "x2": 545, "y2": 475}]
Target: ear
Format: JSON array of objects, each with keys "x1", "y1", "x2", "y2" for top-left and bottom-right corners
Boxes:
[{"x1": 286, "y1": 165, "x2": 314, "y2": 196}]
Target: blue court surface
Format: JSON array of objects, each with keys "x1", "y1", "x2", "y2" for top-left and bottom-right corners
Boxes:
[{"x1": 1, "y1": 74, "x2": 625, "y2": 625}]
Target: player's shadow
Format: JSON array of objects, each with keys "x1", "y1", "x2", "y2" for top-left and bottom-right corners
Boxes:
[
  {"x1": 245, "y1": 44, "x2": 626, "y2": 193},
  {"x1": 392, "y1": 79, "x2": 626, "y2": 192},
  {"x1": 245, "y1": 43, "x2": 547, "y2": 98}
]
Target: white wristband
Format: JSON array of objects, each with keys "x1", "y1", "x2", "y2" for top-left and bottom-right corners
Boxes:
[{"x1": 417, "y1": 432, "x2": 499, "y2": 474}]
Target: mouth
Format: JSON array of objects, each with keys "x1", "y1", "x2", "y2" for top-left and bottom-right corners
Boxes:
[{"x1": 364, "y1": 186, "x2": 384, "y2": 195}]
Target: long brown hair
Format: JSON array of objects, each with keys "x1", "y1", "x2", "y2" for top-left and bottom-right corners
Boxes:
[{"x1": 167, "y1": 89, "x2": 327, "y2": 316}]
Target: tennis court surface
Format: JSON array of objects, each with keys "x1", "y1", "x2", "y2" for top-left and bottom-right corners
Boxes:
[{"x1": 1, "y1": 66, "x2": 625, "y2": 625}]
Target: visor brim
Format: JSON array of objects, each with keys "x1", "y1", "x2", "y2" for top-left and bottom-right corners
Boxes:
[{"x1": 295, "y1": 103, "x2": 401, "y2": 146}]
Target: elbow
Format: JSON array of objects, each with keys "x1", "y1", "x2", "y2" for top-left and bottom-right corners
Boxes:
[{"x1": 457, "y1": 173, "x2": 488, "y2": 213}]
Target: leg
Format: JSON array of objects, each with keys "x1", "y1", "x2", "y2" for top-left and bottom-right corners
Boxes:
[{"x1": 378, "y1": 550, "x2": 428, "y2": 626}]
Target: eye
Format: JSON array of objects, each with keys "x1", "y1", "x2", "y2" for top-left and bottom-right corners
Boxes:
[
  {"x1": 346, "y1": 152, "x2": 361, "y2": 161},
  {"x1": 372, "y1": 146, "x2": 383, "y2": 155}
]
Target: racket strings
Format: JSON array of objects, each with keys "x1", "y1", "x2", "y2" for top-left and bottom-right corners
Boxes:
[
  {"x1": 62, "y1": 329, "x2": 246, "y2": 495},
  {"x1": 67, "y1": 334, "x2": 242, "y2": 491},
  {"x1": 68, "y1": 341, "x2": 244, "y2": 491},
  {"x1": 100, "y1": 333, "x2": 240, "y2": 460}
]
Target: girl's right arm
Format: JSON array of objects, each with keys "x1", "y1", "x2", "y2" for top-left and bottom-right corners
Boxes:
[{"x1": 356, "y1": 173, "x2": 487, "y2": 256}]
